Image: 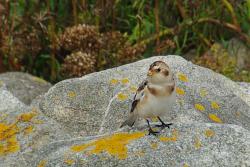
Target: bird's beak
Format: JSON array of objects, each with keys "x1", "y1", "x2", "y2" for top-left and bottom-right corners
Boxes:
[{"x1": 147, "y1": 70, "x2": 153, "y2": 76}]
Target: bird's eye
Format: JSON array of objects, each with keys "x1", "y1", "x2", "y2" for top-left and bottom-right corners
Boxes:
[{"x1": 156, "y1": 68, "x2": 161, "y2": 72}]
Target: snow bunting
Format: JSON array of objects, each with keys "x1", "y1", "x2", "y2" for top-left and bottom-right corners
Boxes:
[{"x1": 121, "y1": 61, "x2": 176, "y2": 135}]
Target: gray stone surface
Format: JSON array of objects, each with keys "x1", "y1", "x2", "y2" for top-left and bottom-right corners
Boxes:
[
  {"x1": 0, "y1": 88, "x2": 70, "y2": 166},
  {"x1": 238, "y1": 82, "x2": 250, "y2": 95},
  {"x1": 19, "y1": 123, "x2": 250, "y2": 167},
  {"x1": 1, "y1": 56, "x2": 250, "y2": 167},
  {"x1": 40, "y1": 56, "x2": 250, "y2": 136},
  {"x1": 0, "y1": 72, "x2": 52, "y2": 105}
]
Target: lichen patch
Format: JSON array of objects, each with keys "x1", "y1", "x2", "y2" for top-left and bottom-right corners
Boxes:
[
  {"x1": 195, "y1": 103, "x2": 205, "y2": 112},
  {"x1": 159, "y1": 129, "x2": 178, "y2": 142},
  {"x1": 175, "y1": 87, "x2": 185, "y2": 95},
  {"x1": 208, "y1": 114, "x2": 223, "y2": 123},
  {"x1": 70, "y1": 132, "x2": 145, "y2": 160}
]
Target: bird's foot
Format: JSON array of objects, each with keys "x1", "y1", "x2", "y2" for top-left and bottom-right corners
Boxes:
[
  {"x1": 148, "y1": 128, "x2": 159, "y2": 136},
  {"x1": 155, "y1": 123, "x2": 172, "y2": 129}
]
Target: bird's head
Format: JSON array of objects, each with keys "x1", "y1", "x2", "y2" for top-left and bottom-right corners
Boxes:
[{"x1": 147, "y1": 61, "x2": 173, "y2": 84}]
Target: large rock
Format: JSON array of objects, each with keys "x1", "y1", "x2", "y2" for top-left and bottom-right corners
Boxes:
[
  {"x1": 1, "y1": 55, "x2": 250, "y2": 167},
  {"x1": 18, "y1": 123, "x2": 250, "y2": 167},
  {"x1": 40, "y1": 56, "x2": 250, "y2": 136},
  {"x1": 0, "y1": 72, "x2": 52, "y2": 105}
]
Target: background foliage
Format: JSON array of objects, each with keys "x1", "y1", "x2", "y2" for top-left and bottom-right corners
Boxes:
[{"x1": 0, "y1": 0, "x2": 249, "y2": 83}]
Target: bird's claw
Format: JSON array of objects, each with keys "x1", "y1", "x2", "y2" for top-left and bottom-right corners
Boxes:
[
  {"x1": 148, "y1": 128, "x2": 159, "y2": 136},
  {"x1": 155, "y1": 123, "x2": 172, "y2": 129}
]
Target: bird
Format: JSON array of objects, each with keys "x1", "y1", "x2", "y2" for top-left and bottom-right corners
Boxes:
[{"x1": 120, "y1": 60, "x2": 176, "y2": 135}]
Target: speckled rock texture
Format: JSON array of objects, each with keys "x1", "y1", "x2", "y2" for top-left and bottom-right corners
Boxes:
[
  {"x1": 40, "y1": 55, "x2": 250, "y2": 136},
  {"x1": 0, "y1": 86, "x2": 70, "y2": 166},
  {"x1": 1, "y1": 56, "x2": 250, "y2": 167},
  {"x1": 0, "y1": 72, "x2": 52, "y2": 105}
]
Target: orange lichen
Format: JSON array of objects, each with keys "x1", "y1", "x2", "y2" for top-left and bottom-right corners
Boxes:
[
  {"x1": 24, "y1": 125, "x2": 34, "y2": 135},
  {"x1": 68, "y1": 91, "x2": 76, "y2": 98},
  {"x1": 37, "y1": 160, "x2": 47, "y2": 167},
  {"x1": 177, "y1": 73, "x2": 188, "y2": 82},
  {"x1": 129, "y1": 86, "x2": 137, "y2": 93},
  {"x1": 150, "y1": 142, "x2": 158, "y2": 150},
  {"x1": 70, "y1": 132, "x2": 145, "y2": 160},
  {"x1": 195, "y1": 103, "x2": 205, "y2": 112},
  {"x1": 121, "y1": 78, "x2": 129, "y2": 85},
  {"x1": 199, "y1": 88, "x2": 208, "y2": 97},
  {"x1": 204, "y1": 129, "x2": 215, "y2": 137},
  {"x1": 19, "y1": 111, "x2": 37, "y2": 122},
  {"x1": 117, "y1": 92, "x2": 128, "y2": 101},
  {"x1": 208, "y1": 114, "x2": 223, "y2": 123},
  {"x1": 211, "y1": 101, "x2": 220, "y2": 110},
  {"x1": 159, "y1": 129, "x2": 178, "y2": 142},
  {"x1": 175, "y1": 87, "x2": 185, "y2": 95},
  {"x1": 110, "y1": 79, "x2": 119, "y2": 85},
  {"x1": 64, "y1": 159, "x2": 75, "y2": 165},
  {"x1": 194, "y1": 136, "x2": 201, "y2": 150},
  {"x1": 0, "y1": 123, "x2": 20, "y2": 156}
]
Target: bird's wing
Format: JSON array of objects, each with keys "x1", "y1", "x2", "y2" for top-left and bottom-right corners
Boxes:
[{"x1": 130, "y1": 80, "x2": 148, "y2": 113}]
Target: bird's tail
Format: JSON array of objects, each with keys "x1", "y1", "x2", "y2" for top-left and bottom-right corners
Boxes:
[{"x1": 120, "y1": 112, "x2": 138, "y2": 128}]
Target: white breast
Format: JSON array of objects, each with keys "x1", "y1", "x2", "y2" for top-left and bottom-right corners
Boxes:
[{"x1": 137, "y1": 90, "x2": 176, "y2": 119}]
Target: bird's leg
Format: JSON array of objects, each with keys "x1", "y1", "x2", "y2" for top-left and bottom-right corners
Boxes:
[
  {"x1": 146, "y1": 119, "x2": 159, "y2": 135},
  {"x1": 155, "y1": 116, "x2": 172, "y2": 129}
]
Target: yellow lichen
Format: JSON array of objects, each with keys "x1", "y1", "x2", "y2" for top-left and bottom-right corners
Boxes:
[
  {"x1": 121, "y1": 78, "x2": 129, "y2": 85},
  {"x1": 194, "y1": 136, "x2": 201, "y2": 150},
  {"x1": 0, "y1": 81, "x2": 2, "y2": 87},
  {"x1": 159, "y1": 129, "x2": 178, "y2": 142},
  {"x1": 68, "y1": 91, "x2": 76, "y2": 98},
  {"x1": 204, "y1": 129, "x2": 215, "y2": 137},
  {"x1": 24, "y1": 125, "x2": 33, "y2": 135},
  {"x1": 177, "y1": 73, "x2": 188, "y2": 82},
  {"x1": 133, "y1": 150, "x2": 145, "y2": 156},
  {"x1": 175, "y1": 87, "x2": 185, "y2": 95},
  {"x1": 32, "y1": 77, "x2": 47, "y2": 84},
  {"x1": 183, "y1": 163, "x2": 189, "y2": 167},
  {"x1": 211, "y1": 101, "x2": 220, "y2": 110},
  {"x1": 70, "y1": 132, "x2": 145, "y2": 160},
  {"x1": 19, "y1": 112, "x2": 37, "y2": 122},
  {"x1": 110, "y1": 79, "x2": 119, "y2": 85},
  {"x1": 150, "y1": 142, "x2": 158, "y2": 150},
  {"x1": 199, "y1": 88, "x2": 208, "y2": 97},
  {"x1": 195, "y1": 103, "x2": 205, "y2": 112},
  {"x1": 151, "y1": 116, "x2": 158, "y2": 122},
  {"x1": 37, "y1": 160, "x2": 47, "y2": 167},
  {"x1": 32, "y1": 119, "x2": 44, "y2": 124},
  {"x1": 64, "y1": 159, "x2": 75, "y2": 165},
  {"x1": 0, "y1": 123, "x2": 20, "y2": 156},
  {"x1": 117, "y1": 92, "x2": 128, "y2": 101},
  {"x1": 208, "y1": 114, "x2": 223, "y2": 123},
  {"x1": 235, "y1": 111, "x2": 240, "y2": 117},
  {"x1": 129, "y1": 86, "x2": 137, "y2": 93}
]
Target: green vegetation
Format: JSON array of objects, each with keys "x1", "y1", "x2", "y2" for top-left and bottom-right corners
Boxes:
[{"x1": 0, "y1": 0, "x2": 249, "y2": 82}]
